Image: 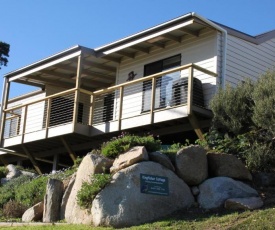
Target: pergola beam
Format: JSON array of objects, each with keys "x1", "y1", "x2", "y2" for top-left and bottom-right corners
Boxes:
[
  {"x1": 162, "y1": 34, "x2": 181, "y2": 43},
  {"x1": 146, "y1": 41, "x2": 165, "y2": 49},
  {"x1": 179, "y1": 28, "x2": 199, "y2": 37},
  {"x1": 55, "y1": 63, "x2": 116, "y2": 81},
  {"x1": 117, "y1": 51, "x2": 135, "y2": 59},
  {"x1": 131, "y1": 45, "x2": 150, "y2": 54},
  {"x1": 101, "y1": 56, "x2": 121, "y2": 63},
  {"x1": 83, "y1": 60, "x2": 116, "y2": 72}
]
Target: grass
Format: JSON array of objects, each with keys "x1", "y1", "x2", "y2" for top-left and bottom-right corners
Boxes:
[{"x1": 1, "y1": 207, "x2": 274, "y2": 230}]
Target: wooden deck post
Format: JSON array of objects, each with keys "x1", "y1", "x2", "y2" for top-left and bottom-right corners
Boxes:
[
  {"x1": 187, "y1": 66, "x2": 194, "y2": 115},
  {"x1": 188, "y1": 114, "x2": 205, "y2": 140},
  {"x1": 72, "y1": 54, "x2": 83, "y2": 129},
  {"x1": 45, "y1": 98, "x2": 52, "y2": 138},
  {"x1": 187, "y1": 65, "x2": 205, "y2": 140},
  {"x1": 89, "y1": 94, "x2": 94, "y2": 126},
  {"x1": 21, "y1": 105, "x2": 28, "y2": 143},
  {"x1": 150, "y1": 77, "x2": 157, "y2": 124},
  {"x1": 21, "y1": 145, "x2": 43, "y2": 175},
  {"x1": 60, "y1": 136, "x2": 76, "y2": 163},
  {"x1": 0, "y1": 78, "x2": 10, "y2": 146},
  {"x1": 52, "y1": 154, "x2": 59, "y2": 173},
  {"x1": 118, "y1": 86, "x2": 124, "y2": 130},
  {"x1": 0, "y1": 156, "x2": 8, "y2": 166}
]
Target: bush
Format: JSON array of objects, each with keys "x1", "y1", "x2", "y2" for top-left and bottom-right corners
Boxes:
[
  {"x1": 0, "y1": 166, "x2": 8, "y2": 178},
  {"x1": 252, "y1": 70, "x2": 275, "y2": 134},
  {"x1": 15, "y1": 176, "x2": 48, "y2": 207},
  {"x1": 246, "y1": 141, "x2": 275, "y2": 172},
  {"x1": 77, "y1": 173, "x2": 112, "y2": 209},
  {"x1": 207, "y1": 70, "x2": 275, "y2": 172},
  {"x1": 0, "y1": 175, "x2": 31, "y2": 208},
  {"x1": 210, "y1": 80, "x2": 254, "y2": 135},
  {"x1": 161, "y1": 142, "x2": 187, "y2": 163},
  {"x1": 2, "y1": 200, "x2": 27, "y2": 218},
  {"x1": 101, "y1": 133, "x2": 161, "y2": 158}
]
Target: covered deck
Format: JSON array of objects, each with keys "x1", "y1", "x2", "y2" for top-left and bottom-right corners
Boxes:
[{"x1": 0, "y1": 14, "x2": 219, "y2": 173}]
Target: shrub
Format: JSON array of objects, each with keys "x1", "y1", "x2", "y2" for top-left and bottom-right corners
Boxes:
[
  {"x1": 210, "y1": 80, "x2": 254, "y2": 135},
  {"x1": 77, "y1": 173, "x2": 112, "y2": 209},
  {"x1": 207, "y1": 70, "x2": 275, "y2": 172},
  {"x1": 14, "y1": 176, "x2": 48, "y2": 207},
  {"x1": 161, "y1": 142, "x2": 187, "y2": 163},
  {"x1": 246, "y1": 141, "x2": 275, "y2": 172},
  {"x1": 2, "y1": 200, "x2": 27, "y2": 218},
  {"x1": 252, "y1": 70, "x2": 275, "y2": 134},
  {"x1": 101, "y1": 133, "x2": 161, "y2": 158},
  {"x1": 0, "y1": 166, "x2": 8, "y2": 178},
  {"x1": 0, "y1": 175, "x2": 31, "y2": 208}
]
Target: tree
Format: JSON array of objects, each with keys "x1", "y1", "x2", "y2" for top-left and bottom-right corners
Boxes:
[{"x1": 0, "y1": 41, "x2": 10, "y2": 69}]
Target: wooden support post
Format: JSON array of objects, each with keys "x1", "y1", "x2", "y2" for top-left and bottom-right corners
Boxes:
[
  {"x1": 187, "y1": 66, "x2": 194, "y2": 115},
  {"x1": 188, "y1": 114, "x2": 205, "y2": 140},
  {"x1": 89, "y1": 95, "x2": 94, "y2": 126},
  {"x1": 60, "y1": 136, "x2": 76, "y2": 163},
  {"x1": 52, "y1": 154, "x2": 59, "y2": 173},
  {"x1": 45, "y1": 98, "x2": 52, "y2": 138},
  {"x1": 2, "y1": 148, "x2": 70, "y2": 167},
  {"x1": 186, "y1": 65, "x2": 204, "y2": 140},
  {"x1": 0, "y1": 155, "x2": 8, "y2": 166},
  {"x1": 17, "y1": 160, "x2": 23, "y2": 167},
  {"x1": 150, "y1": 77, "x2": 157, "y2": 124},
  {"x1": 72, "y1": 55, "x2": 83, "y2": 130},
  {"x1": 21, "y1": 105, "x2": 28, "y2": 143},
  {"x1": 21, "y1": 145, "x2": 43, "y2": 175},
  {"x1": 118, "y1": 86, "x2": 124, "y2": 130},
  {"x1": 0, "y1": 78, "x2": 10, "y2": 146}
]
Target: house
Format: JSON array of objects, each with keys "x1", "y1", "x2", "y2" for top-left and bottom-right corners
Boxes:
[{"x1": 0, "y1": 12, "x2": 274, "y2": 173}]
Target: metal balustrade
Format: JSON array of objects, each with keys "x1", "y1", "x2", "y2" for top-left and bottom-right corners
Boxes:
[{"x1": 2, "y1": 64, "x2": 217, "y2": 140}]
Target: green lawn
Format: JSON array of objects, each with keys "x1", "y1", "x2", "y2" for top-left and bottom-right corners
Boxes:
[{"x1": 1, "y1": 207, "x2": 275, "y2": 230}]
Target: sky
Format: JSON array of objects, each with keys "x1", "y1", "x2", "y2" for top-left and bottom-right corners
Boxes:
[{"x1": 1, "y1": 0, "x2": 275, "y2": 98}]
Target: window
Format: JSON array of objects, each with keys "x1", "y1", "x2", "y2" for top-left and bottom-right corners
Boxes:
[{"x1": 142, "y1": 54, "x2": 181, "y2": 111}]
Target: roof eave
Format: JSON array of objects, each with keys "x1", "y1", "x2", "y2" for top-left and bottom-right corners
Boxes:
[{"x1": 4, "y1": 45, "x2": 95, "y2": 79}]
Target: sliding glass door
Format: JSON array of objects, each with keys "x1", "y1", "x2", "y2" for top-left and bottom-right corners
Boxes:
[{"x1": 142, "y1": 54, "x2": 181, "y2": 111}]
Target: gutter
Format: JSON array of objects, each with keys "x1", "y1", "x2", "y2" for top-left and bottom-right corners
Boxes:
[{"x1": 192, "y1": 12, "x2": 227, "y2": 89}]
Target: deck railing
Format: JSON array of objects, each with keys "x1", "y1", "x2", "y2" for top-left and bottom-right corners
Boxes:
[{"x1": 2, "y1": 63, "x2": 217, "y2": 140}]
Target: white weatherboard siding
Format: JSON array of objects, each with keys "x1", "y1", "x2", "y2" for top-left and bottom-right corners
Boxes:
[
  {"x1": 116, "y1": 28, "x2": 219, "y2": 120},
  {"x1": 226, "y1": 35, "x2": 275, "y2": 86}
]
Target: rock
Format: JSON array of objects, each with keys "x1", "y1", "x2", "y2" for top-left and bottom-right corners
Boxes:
[
  {"x1": 207, "y1": 152, "x2": 252, "y2": 181},
  {"x1": 6, "y1": 164, "x2": 22, "y2": 179},
  {"x1": 92, "y1": 161, "x2": 194, "y2": 228},
  {"x1": 21, "y1": 170, "x2": 37, "y2": 178},
  {"x1": 64, "y1": 154, "x2": 113, "y2": 224},
  {"x1": 110, "y1": 146, "x2": 149, "y2": 174},
  {"x1": 149, "y1": 151, "x2": 175, "y2": 171},
  {"x1": 22, "y1": 202, "x2": 44, "y2": 222},
  {"x1": 175, "y1": 145, "x2": 208, "y2": 186},
  {"x1": 1, "y1": 178, "x2": 9, "y2": 185},
  {"x1": 253, "y1": 172, "x2": 275, "y2": 187},
  {"x1": 225, "y1": 197, "x2": 263, "y2": 210},
  {"x1": 191, "y1": 186, "x2": 200, "y2": 196},
  {"x1": 197, "y1": 177, "x2": 259, "y2": 210},
  {"x1": 43, "y1": 178, "x2": 63, "y2": 223},
  {"x1": 60, "y1": 173, "x2": 76, "y2": 220}
]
